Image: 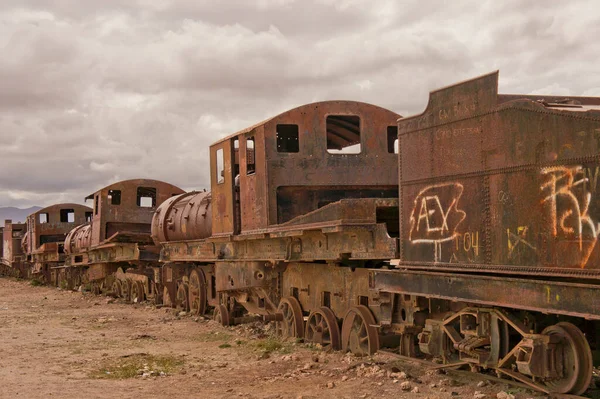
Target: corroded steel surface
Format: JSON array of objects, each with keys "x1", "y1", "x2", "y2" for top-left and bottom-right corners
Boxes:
[
  {"x1": 209, "y1": 101, "x2": 401, "y2": 236},
  {"x1": 151, "y1": 191, "x2": 212, "y2": 244},
  {"x1": 24, "y1": 203, "x2": 92, "y2": 258},
  {"x1": 396, "y1": 71, "x2": 600, "y2": 276},
  {"x1": 2, "y1": 220, "x2": 25, "y2": 266},
  {"x1": 83, "y1": 178, "x2": 185, "y2": 250},
  {"x1": 64, "y1": 223, "x2": 91, "y2": 255}
]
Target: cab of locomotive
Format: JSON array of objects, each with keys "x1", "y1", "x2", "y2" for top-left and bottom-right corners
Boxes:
[
  {"x1": 209, "y1": 101, "x2": 401, "y2": 237},
  {"x1": 2, "y1": 220, "x2": 25, "y2": 264},
  {"x1": 23, "y1": 204, "x2": 92, "y2": 260},
  {"x1": 83, "y1": 179, "x2": 185, "y2": 247}
]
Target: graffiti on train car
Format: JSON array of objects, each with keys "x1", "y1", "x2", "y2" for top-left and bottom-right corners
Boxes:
[
  {"x1": 408, "y1": 182, "x2": 466, "y2": 261},
  {"x1": 540, "y1": 165, "x2": 600, "y2": 268}
]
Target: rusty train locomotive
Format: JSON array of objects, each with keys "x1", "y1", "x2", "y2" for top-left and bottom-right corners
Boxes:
[{"x1": 2, "y1": 71, "x2": 600, "y2": 395}]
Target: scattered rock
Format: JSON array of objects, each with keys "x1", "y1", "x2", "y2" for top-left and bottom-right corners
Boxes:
[
  {"x1": 400, "y1": 381, "x2": 411, "y2": 391},
  {"x1": 341, "y1": 375, "x2": 348, "y2": 382},
  {"x1": 474, "y1": 391, "x2": 487, "y2": 399},
  {"x1": 497, "y1": 392, "x2": 515, "y2": 399},
  {"x1": 477, "y1": 381, "x2": 488, "y2": 388},
  {"x1": 326, "y1": 382, "x2": 335, "y2": 389},
  {"x1": 411, "y1": 387, "x2": 420, "y2": 393}
]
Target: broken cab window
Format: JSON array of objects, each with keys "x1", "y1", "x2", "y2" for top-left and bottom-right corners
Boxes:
[
  {"x1": 387, "y1": 126, "x2": 399, "y2": 154},
  {"x1": 326, "y1": 115, "x2": 361, "y2": 154},
  {"x1": 85, "y1": 212, "x2": 92, "y2": 222},
  {"x1": 246, "y1": 137, "x2": 255, "y2": 175},
  {"x1": 39, "y1": 213, "x2": 49, "y2": 224},
  {"x1": 137, "y1": 187, "x2": 156, "y2": 207},
  {"x1": 60, "y1": 209, "x2": 75, "y2": 223},
  {"x1": 216, "y1": 148, "x2": 225, "y2": 184},
  {"x1": 108, "y1": 189, "x2": 121, "y2": 205},
  {"x1": 276, "y1": 124, "x2": 299, "y2": 153}
]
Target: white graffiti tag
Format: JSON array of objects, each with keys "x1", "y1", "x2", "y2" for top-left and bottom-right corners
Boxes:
[
  {"x1": 409, "y1": 183, "x2": 467, "y2": 262},
  {"x1": 540, "y1": 166, "x2": 600, "y2": 268}
]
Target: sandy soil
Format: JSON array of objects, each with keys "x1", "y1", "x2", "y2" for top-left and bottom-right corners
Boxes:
[{"x1": 0, "y1": 277, "x2": 549, "y2": 399}]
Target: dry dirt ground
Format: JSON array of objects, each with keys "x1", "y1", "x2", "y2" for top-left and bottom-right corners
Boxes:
[{"x1": 0, "y1": 277, "x2": 552, "y2": 399}]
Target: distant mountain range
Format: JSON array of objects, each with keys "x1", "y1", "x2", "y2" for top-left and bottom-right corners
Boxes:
[{"x1": 0, "y1": 206, "x2": 42, "y2": 224}]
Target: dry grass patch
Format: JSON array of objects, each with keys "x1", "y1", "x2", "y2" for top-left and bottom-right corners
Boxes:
[{"x1": 91, "y1": 353, "x2": 184, "y2": 379}]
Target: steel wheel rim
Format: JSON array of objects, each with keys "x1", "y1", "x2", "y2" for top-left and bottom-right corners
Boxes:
[
  {"x1": 112, "y1": 280, "x2": 122, "y2": 298},
  {"x1": 176, "y1": 283, "x2": 189, "y2": 311},
  {"x1": 122, "y1": 280, "x2": 132, "y2": 302},
  {"x1": 341, "y1": 305, "x2": 379, "y2": 356},
  {"x1": 188, "y1": 270, "x2": 207, "y2": 316},
  {"x1": 214, "y1": 305, "x2": 230, "y2": 326},
  {"x1": 305, "y1": 307, "x2": 340, "y2": 351},
  {"x1": 276, "y1": 297, "x2": 304, "y2": 339},
  {"x1": 542, "y1": 322, "x2": 593, "y2": 395}
]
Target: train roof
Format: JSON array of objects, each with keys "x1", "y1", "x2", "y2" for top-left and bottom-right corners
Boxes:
[
  {"x1": 211, "y1": 100, "x2": 401, "y2": 146},
  {"x1": 84, "y1": 178, "x2": 184, "y2": 200},
  {"x1": 399, "y1": 71, "x2": 600, "y2": 126},
  {"x1": 29, "y1": 203, "x2": 92, "y2": 216}
]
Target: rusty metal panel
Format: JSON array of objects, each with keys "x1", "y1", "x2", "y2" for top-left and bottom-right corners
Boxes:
[
  {"x1": 239, "y1": 128, "x2": 268, "y2": 232},
  {"x1": 24, "y1": 203, "x2": 92, "y2": 258},
  {"x1": 2, "y1": 220, "x2": 25, "y2": 265},
  {"x1": 83, "y1": 179, "x2": 184, "y2": 248},
  {"x1": 264, "y1": 101, "x2": 401, "y2": 226},
  {"x1": 398, "y1": 71, "x2": 600, "y2": 274},
  {"x1": 210, "y1": 140, "x2": 236, "y2": 235},
  {"x1": 371, "y1": 269, "x2": 600, "y2": 320}
]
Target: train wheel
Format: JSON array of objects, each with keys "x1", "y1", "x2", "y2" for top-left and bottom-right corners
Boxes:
[
  {"x1": 176, "y1": 283, "x2": 190, "y2": 312},
  {"x1": 188, "y1": 269, "x2": 207, "y2": 316},
  {"x1": 341, "y1": 305, "x2": 379, "y2": 356},
  {"x1": 112, "y1": 280, "x2": 122, "y2": 298},
  {"x1": 305, "y1": 307, "x2": 340, "y2": 351},
  {"x1": 214, "y1": 305, "x2": 231, "y2": 326},
  {"x1": 542, "y1": 322, "x2": 593, "y2": 395},
  {"x1": 131, "y1": 281, "x2": 144, "y2": 303},
  {"x1": 163, "y1": 286, "x2": 174, "y2": 307},
  {"x1": 276, "y1": 297, "x2": 304, "y2": 340},
  {"x1": 122, "y1": 280, "x2": 132, "y2": 303}
]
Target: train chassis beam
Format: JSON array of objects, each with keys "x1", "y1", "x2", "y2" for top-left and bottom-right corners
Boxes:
[{"x1": 371, "y1": 269, "x2": 596, "y2": 394}]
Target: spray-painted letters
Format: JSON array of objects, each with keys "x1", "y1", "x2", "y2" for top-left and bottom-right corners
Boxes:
[
  {"x1": 540, "y1": 166, "x2": 600, "y2": 268},
  {"x1": 409, "y1": 183, "x2": 467, "y2": 262}
]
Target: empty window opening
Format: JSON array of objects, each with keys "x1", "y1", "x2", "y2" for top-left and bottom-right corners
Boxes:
[
  {"x1": 108, "y1": 189, "x2": 121, "y2": 205},
  {"x1": 94, "y1": 195, "x2": 99, "y2": 215},
  {"x1": 85, "y1": 212, "x2": 92, "y2": 222},
  {"x1": 39, "y1": 213, "x2": 49, "y2": 224},
  {"x1": 276, "y1": 124, "x2": 299, "y2": 153},
  {"x1": 233, "y1": 139, "x2": 240, "y2": 176},
  {"x1": 358, "y1": 295, "x2": 369, "y2": 307},
  {"x1": 326, "y1": 115, "x2": 361, "y2": 154},
  {"x1": 387, "y1": 126, "x2": 399, "y2": 154},
  {"x1": 216, "y1": 148, "x2": 225, "y2": 184},
  {"x1": 322, "y1": 291, "x2": 331, "y2": 308},
  {"x1": 211, "y1": 275, "x2": 216, "y2": 299},
  {"x1": 246, "y1": 137, "x2": 256, "y2": 175},
  {"x1": 137, "y1": 187, "x2": 156, "y2": 207},
  {"x1": 60, "y1": 209, "x2": 75, "y2": 223},
  {"x1": 74, "y1": 255, "x2": 83, "y2": 263}
]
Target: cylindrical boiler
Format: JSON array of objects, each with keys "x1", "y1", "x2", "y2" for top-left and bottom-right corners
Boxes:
[
  {"x1": 64, "y1": 223, "x2": 92, "y2": 255},
  {"x1": 151, "y1": 191, "x2": 212, "y2": 244}
]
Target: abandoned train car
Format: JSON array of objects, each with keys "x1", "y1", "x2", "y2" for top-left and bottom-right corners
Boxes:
[
  {"x1": 1, "y1": 72, "x2": 599, "y2": 395},
  {"x1": 22, "y1": 204, "x2": 92, "y2": 284},
  {"x1": 62, "y1": 179, "x2": 184, "y2": 296}
]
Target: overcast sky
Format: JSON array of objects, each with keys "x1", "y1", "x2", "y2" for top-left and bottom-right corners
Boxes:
[{"x1": 1, "y1": 0, "x2": 599, "y2": 208}]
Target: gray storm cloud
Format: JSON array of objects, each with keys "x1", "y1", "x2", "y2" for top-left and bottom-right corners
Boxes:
[{"x1": 1, "y1": 0, "x2": 599, "y2": 207}]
